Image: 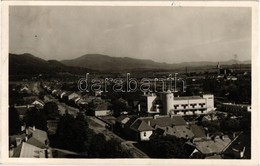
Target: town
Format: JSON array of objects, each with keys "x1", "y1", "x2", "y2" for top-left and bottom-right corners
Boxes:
[{"x1": 8, "y1": 62, "x2": 251, "y2": 159}]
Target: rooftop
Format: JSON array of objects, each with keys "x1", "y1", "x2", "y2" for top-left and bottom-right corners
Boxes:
[
  {"x1": 175, "y1": 96, "x2": 203, "y2": 100},
  {"x1": 130, "y1": 119, "x2": 154, "y2": 132},
  {"x1": 191, "y1": 136, "x2": 232, "y2": 155},
  {"x1": 140, "y1": 116, "x2": 187, "y2": 127}
]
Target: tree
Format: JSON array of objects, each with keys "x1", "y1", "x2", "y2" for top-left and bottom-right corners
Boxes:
[
  {"x1": 53, "y1": 112, "x2": 89, "y2": 152},
  {"x1": 25, "y1": 107, "x2": 47, "y2": 131},
  {"x1": 39, "y1": 91, "x2": 46, "y2": 101},
  {"x1": 9, "y1": 106, "x2": 21, "y2": 135},
  {"x1": 148, "y1": 135, "x2": 188, "y2": 158},
  {"x1": 43, "y1": 102, "x2": 60, "y2": 119}
]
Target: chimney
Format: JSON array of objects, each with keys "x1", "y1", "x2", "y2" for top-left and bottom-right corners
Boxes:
[
  {"x1": 25, "y1": 128, "x2": 29, "y2": 135},
  {"x1": 15, "y1": 137, "x2": 22, "y2": 146},
  {"x1": 9, "y1": 144, "x2": 14, "y2": 157},
  {"x1": 206, "y1": 133, "x2": 210, "y2": 139},
  {"x1": 25, "y1": 134, "x2": 28, "y2": 142},
  {"x1": 33, "y1": 126, "x2": 36, "y2": 131},
  {"x1": 148, "y1": 120, "x2": 151, "y2": 126}
]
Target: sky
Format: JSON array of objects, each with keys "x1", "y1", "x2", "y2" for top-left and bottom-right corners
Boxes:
[{"x1": 9, "y1": 6, "x2": 251, "y2": 63}]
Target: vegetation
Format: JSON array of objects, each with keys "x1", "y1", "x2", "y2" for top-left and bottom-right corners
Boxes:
[{"x1": 9, "y1": 106, "x2": 21, "y2": 135}]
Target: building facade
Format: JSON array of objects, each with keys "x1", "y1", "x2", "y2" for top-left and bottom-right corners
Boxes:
[{"x1": 140, "y1": 90, "x2": 215, "y2": 116}]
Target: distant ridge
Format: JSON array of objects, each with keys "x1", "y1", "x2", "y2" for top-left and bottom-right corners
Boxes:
[
  {"x1": 61, "y1": 54, "x2": 251, "y2": 72},
  {"x1": 9, "y1": 53, "x2": 94, "y2": 75}
]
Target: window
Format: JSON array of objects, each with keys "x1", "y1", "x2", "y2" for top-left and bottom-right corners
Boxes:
[{"x1": 144, "y1": 132, "x2": 146, "y2": 137}]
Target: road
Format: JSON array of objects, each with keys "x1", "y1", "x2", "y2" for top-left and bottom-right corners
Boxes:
[{"x1": 44, "y1": 95, "x2": 79, "y2": 116}]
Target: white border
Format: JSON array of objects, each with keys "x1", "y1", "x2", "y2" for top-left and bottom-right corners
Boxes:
[{"x1": 1, "y1": 1, "x2": 259, "y2": 165}]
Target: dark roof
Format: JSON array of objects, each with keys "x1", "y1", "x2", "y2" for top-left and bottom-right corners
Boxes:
[
  {"x1": 116, "y1": 115, "x2": 128, "y2": 123},
  {"x1": 222, "y1": 132, "x2": 251, "y2": 159},
  {"x1": 26, "y1": 137, "x2": 46, "y2": 149},
  {"x1": 95, "y1": 102, "x2": 111, "y2": 111},
  {"x1": 130, "y1": 119, "x2": 154, "y2": 132},
  {"x1": 141, "y1": 116, "x2": 186, "y2": 128},
  {"x1": 190, "y1": 124, "x2": 206, "y2": 138},
  {"x1": 167, "y1": 126, "x2": 194, "y2": 139},
  {"x1": 12, "y1": 143, "x2": 23, "y2": 157},
  {"x1": 175, "y1": 96, "x2": 203, "y2": 100},
  {"x1": 14, "y1": 106, "x2": 30, "y2": 115}
]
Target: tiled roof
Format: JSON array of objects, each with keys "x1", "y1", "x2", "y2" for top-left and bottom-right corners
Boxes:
[
  {"x1": 26, "y1": 137, "x2": 46, "y2": 149},
  {"x1": 95, "y1": 102, "x2": 111, "y2": 111},
  {"x1": 192, "y1": 137, "x2": 231, "y2": 155},
  {"x1": 12, "y1": 143, "x2": 23, "y2": 157},
  {"x1": 19, "y1": 142, "x2": 46, "y2": 158},
  {"x1": 175, "y1": 96, "x2": 203, "y2": 100},
  {"x1": 28, "y1": 127, "x2": 48, "y2": 145},
  {"x1": 130, "y1": 119, "x2": 154, "y2": 132},
  {"x1": 15, "y1": 106, "x2": 30, "y2": 116},
  {"x1": 167, "y1": 126, "x2": 194, "y2": 139},
  {"x1": 141, "y1": 116, "x2": 186, "y2": 127},
  {"x1": 190, "y1": 124, "x2": 206, "y2": 138}
]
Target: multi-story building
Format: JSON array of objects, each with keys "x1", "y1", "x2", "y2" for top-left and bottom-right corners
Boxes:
[{"x1": 140, "y1": 90, "x2": 215, "y2": 116}]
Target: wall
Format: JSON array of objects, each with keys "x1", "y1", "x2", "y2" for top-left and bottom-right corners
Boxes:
[{"x1": 140, "y1": 131, "x2": 153, "y2": 141}]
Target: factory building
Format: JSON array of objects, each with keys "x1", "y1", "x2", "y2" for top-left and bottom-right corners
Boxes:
[{"x1": 140, "y1": 90, "x2": 215, "y2": 116}]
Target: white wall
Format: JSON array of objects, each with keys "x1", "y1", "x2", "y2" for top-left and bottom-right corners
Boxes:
[{"x1": 140, "y1": 131, "x2": 153, "y2": 141}]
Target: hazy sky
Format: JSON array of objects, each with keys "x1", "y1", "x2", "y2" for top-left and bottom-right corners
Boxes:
[{"x1": 9, "y1": 6, "x2": 251, "y2": 63}]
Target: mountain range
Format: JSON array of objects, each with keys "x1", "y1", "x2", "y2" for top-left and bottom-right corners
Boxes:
[
  {"x1": 9, "y1": 53, "x2": 251, "y2": 75},
  {"x1": 61, "y1": 54, "x2": 251, "y2": 71},
  {"x1": 9, "y1": 53, "x2": 94, "y2": 75}
]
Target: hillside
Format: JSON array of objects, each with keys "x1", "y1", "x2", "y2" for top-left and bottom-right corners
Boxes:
[
  {"x1": 9, "y1": 53, "x2": 94, "y2": 75},
  {"x1": 61, "y1": 54, "x2": 251, "y2": 72}
]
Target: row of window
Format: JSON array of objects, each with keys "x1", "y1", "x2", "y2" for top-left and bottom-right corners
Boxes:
[{"x1": 174, "y1": 103, "x2": 206, "y2": 109}]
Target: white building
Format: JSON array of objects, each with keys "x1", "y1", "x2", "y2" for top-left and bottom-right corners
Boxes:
[{"x1": 140, "y1": 90, "x2": 215, "y2": 116}]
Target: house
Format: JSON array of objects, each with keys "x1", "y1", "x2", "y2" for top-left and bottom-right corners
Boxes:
[
  {"x1": 129, "y1": 119, "x2": 154, "y2": 141},
  {"x1": 31, "y1": 99, "x2": 45, "y2": 108},
  {"x1": 9, "y1": 125, "x2": 51, "y2": 158},
  {"x1": 52, "y1": 89, "x2": 58, "y2": 95},
  {"x1": 160, "y1": 125, "x2": 194, "y2": 139},
  {"x1": 140, "y1": 91, "x2": 215, "y2": 116},
  {"x1": 94, "y1": 102, "x2": 112, "y2": 116},
  {"x1": 20, "y1": 86, "x2": 29, "y2": 93},
  {"x1": 63, "y1": 92, "x2": 80, "y2": 102},
  {"x1": 14, "y1": 105, "x2": 35, "y2": 120},
  {"x1": 116, "y1": 115, "x2": 189, "y2": 141},
  {"x1": 23, "y1": 96, "x2": 39, "y2": 105},
  {"x1": 221, "y1": 103, "x2": 251, "y2": 113},
  {"x1": 222, "y1": 132, "x2": 250, "y2": 159},
  {"x1": 185, "y1": 135, "x2": 232, "y2": 158},
  {"x1": 47, "y1": 120, "x2": 59, "y2": 135}
]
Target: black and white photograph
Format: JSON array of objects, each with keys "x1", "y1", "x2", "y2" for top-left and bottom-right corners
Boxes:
[{"x1": 1, "y1": 1, "x2": 259, "y2": 165}]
